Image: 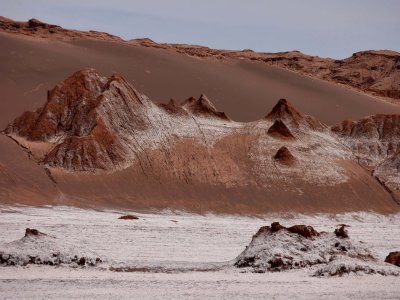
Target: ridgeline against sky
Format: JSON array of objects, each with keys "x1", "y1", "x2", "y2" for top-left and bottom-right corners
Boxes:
[{"x1": 1, "y1": 0, "x2": 399, "y2": 58}]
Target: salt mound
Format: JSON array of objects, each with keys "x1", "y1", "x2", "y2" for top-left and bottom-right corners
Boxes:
[
  {"x1": 0, "y1": 228, "x2": 102, "y2": 267},
  {"x1": 234, "y1": 222, "x2": 399, "y2": 276}
]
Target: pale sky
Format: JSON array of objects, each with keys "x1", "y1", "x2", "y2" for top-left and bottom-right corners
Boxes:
[{"x1": 1, "y1": 0, "x2": 399, "y2": 58}]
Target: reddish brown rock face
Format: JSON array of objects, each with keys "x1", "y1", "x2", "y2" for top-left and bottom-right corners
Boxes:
[
  {"x1": 7, "y1": 69, "x2": 108, "y2": 141},
  {"x1": 265, "y1": 98, "x2": 325, "y2": 130},
  {"x1": 266, "y1": 99, "x2": 303, "y2": 127},
  {"x1": 5, "y1": 69, "x2": 151, "y2": 171},
  {"x1": 257, "y1": 222, "x2": 319, "y2": 239},
  {"x1": 0, "y1": 16, "x2": 122, "y2": 42},
  {"x1": 268, "y1": 121, "x2": 295, "y2": 140},
  {"x1": 157, "y1": 99, "x2": 188, "y2": 116},
  {"x1": 182, "y1": 94, "x2": 230, "y2": 121},
  {"x1": 385, "y1": 252, "x2": 400, "y2": 267}
]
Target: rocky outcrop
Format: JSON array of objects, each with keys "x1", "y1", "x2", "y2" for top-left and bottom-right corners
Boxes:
[
  {"x1": 5, "y1": 69, "x2": 153, "y2": 171},
  {"x1": 25, "y1": 228, "x2": 46, "y2": 237},
  {"x1": 331, "y1": 115, "x2": 400, "y2": 193},
  {"x1": 266, "y1": 99, "x2": 303, "y2": 127},
  {"x1": 385, "y1": 251, "x2": 400, "y2": 267},
  {"x1": 182, "y1": 94, "x2": 230, "y2": 121},
  {"x1": 329, "y1": 51, "x2": 400, "y2": 100},
  {"x1": 0, "y1": 16, "x2": 122, "y2": 42},
  {"x1": 334, "y1": 225, "x2": 349, "y2": 238},
  {"x1": 268, "y1": 121, "x2": 295, "y2": 140},
  {"x1": 234, "y1": 222, "x2": 399, "y2": 276},
  {"x1": 0, "y1": 229, "x2": 102, "y2": 267},
  {"x1": 266, "y1": 99, "x2": 324, "y2": 130},
  {"x1": 260, "y1": 222, "x2": 320, "y2": 239},
  {"x1": 157, "y1": 99, "x2": 188, "y2": 116},
  {"x1": 3, "y1": 69, "x2": 400, "y2": 213}
]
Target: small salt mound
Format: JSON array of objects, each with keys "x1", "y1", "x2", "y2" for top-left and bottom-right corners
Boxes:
[
  {"x1": 0, "y1": 228, "x2": 102, "y2": 267},
  {"x1": 234, "y1": 222, "x2": 399, "y2": 276}
]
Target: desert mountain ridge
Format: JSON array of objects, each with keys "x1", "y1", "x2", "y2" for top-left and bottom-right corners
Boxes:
[
  {"x1": 1, "y1": 16, "x2": 399, "y2": 103},
  {"x1": 132, "y1": 39, "x2": 400, "y2": 101},
  {"x1": 1, "y1": 69, "x2": 400, "y2": 214}
]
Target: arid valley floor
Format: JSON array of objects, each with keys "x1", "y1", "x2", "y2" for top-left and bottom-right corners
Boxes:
[
  {"x1": 0, "y1": 15, "x2": 399, "y2": 299},
  {"x1": 1, "y1": 206, "x2": 399, "y2": 299}
]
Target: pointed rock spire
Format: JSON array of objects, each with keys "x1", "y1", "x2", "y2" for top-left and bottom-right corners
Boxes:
[
  {"x1": 182, "y1": 94, "x2": 230, "y2": 121},
  {"x1": 266, "y1": 98, "x2": 325, "y2": 130},
  {"x1": 274, "y1": 146, "x2": 296, "y2": 166},
  {"x1": 266, "y1": 99, "x2": 303, "y2": 127}
]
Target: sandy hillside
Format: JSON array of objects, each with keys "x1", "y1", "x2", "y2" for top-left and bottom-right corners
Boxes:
[
  {"x1": 1, "y1": 19, "x2": 400, "y2": 128},
  {"x1": 0, "y1": 17, "x2": 399, "y2": 214}
]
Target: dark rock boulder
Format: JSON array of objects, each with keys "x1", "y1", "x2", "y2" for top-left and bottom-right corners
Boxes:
[
  {"x1": 118, "y1": 215, "x2": 139, "y2": 220},
  {"x1": 385, "y1": 252, "x2": 400, "y2": 267},
  {"x1": 25, "y1": 228, "x2": 46, "y2": 237},
  {"x1": 287, "y1": 224, "x2": 319, "y2": 238},
  {"x1": 334, "y1": 225, "x2": 349, "y2": 238}
]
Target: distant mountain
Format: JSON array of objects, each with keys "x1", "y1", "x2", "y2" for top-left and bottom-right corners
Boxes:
[{"x1": 1, "y1": 16, "x2": 399, "y2": 103}]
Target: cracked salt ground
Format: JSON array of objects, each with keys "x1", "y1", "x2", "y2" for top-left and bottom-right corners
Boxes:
[{"x1": 0, "y1": 206, "x2": 399, "y2": 299}]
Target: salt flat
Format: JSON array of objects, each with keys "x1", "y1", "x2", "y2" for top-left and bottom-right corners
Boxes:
[{"x1": 0, "y1": 206, "x2": 399, "y2": 299}]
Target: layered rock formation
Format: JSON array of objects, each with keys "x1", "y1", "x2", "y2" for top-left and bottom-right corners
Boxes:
[
  {"x1": 0, "y1": 16, "x2": 121, "y2": 41},
  {"x1": 2, "y1": 69, "x2": 400, "y2": 213},
  {"x1": 6, "y1": 69, "x2": 153, "y2": 171},
  {"x1": 332, "y1": 115, "x2": 400, "y2": 200}
]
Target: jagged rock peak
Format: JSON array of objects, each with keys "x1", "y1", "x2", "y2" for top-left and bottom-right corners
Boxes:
[
  {"x1": 331, "y1": 114, "x2": 400, "y2": 140},
  {"x1": 182, "y1": 94, "x2": 231, "y2": 121},
  {"x1": 0, "y1": 16, "x2": 122, "y2": 42},
  {"x1": 274, "y1": 146, "x2": 296, "y2": 166},
  {"x1": 266, "y1": 98, "x2": 303, "y2": 127},
  {"x1": 5, "y1": 68, "x2": 150, "y2": 142},
  {"x1": 265, "y1": 98, "x2": 325, "y2": 130},
  {"x1": 5, "y1": 69, "x2": 154, "y2": 171},
  {"x1": 267, "y1": 120, "x2": 295, "y2": 140},
  {"x1": 157, "y1": 99, "x2": 188, "y2": 116}
]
